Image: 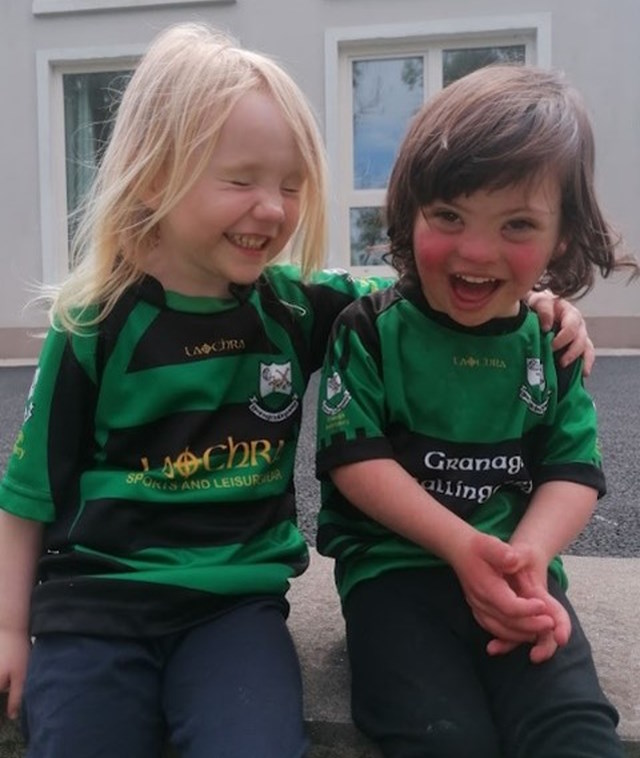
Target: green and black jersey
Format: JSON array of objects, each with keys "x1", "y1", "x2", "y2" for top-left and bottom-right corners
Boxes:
[
  {"x1": 316, "y1": 278, "x2": 605, "y2": 602},
  {"x1": 0, "y1": 265, "x2": 386, "y2": 637}
]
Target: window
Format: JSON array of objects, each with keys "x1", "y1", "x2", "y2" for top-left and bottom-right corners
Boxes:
[
  {"x1": 64, "y1": 70, "x2": 133, "y2": 243},
  {"x1": 325, "y1": 15, "x2": 551, "y2": 276},
  {"x1": 37, "y1": 46, "x2": 142, "y2": 283}
]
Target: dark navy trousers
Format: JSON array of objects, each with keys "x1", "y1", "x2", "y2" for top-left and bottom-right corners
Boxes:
[
  {"x1": 22, "y1": 598, "x2": 308, "y2": 758},
  {"x1": 344, "y1": 566, "x2": 623, "y2": 758}
]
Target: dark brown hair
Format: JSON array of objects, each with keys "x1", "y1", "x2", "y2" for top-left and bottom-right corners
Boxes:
[{"x1": 386, "y1": 64, "x2": 637, "y2": 297}]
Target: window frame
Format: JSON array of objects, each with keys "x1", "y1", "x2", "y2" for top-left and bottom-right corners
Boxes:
[
  {"x1": 33, "y1": 0, "x2": 234, "y2": 15},
  {"x1": 36, "y1": 45, "x2": 142, "y2": 284},
  {"x1": 325, "y1": 14, "x2": 552, "y2": 277}
]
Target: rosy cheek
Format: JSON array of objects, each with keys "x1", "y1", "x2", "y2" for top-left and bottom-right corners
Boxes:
[
  {"x1": 413, "y1": 227, "x2": 453, "y2": 270},
  {"x1": 506, "y1": 243, "x2": 550, "y2": 283}
]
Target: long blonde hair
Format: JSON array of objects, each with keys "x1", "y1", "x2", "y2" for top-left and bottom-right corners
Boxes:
[{"x1": 51, "y1": 22, "x2": 328, "y2": 332}]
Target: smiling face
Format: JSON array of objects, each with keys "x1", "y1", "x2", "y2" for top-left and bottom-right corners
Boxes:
[
  {"x1": 145, "y1": 89, "x2": 305, "y2": 297},
  {"x1": 412, "y1": 177, "x2": 564, "y2": 326}
]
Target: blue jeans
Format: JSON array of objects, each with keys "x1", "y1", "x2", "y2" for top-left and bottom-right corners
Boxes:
[
  {"x1": 344, "y1": 566, "x2": 623, "y2": 758},
  {"x1": 22, "y1": 598, "x2": 308, "y2": 758}
]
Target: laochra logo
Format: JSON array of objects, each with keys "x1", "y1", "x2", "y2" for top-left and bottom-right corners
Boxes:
[
  {"x1": 321, "y1": 370, "x2": 351, "y2": 416},
  {"x1": 518, "y1": 357, "x2": 550, "y2": 415},
  {"x1": 453, "y1": 355, "x2": 507, "y2": 369},
  {"x1": 139, "y1": 437, "x2": 286, "y2": 479},
  {"x1": 249, "y1": 361, "x2": 300, "y2": 422},
  {"x1": 184, "y1": 337, "x2": 245, "y2": 358}
]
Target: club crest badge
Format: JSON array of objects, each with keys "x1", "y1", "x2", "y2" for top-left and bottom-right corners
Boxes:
[
  {"x1": 321, "y1": 370, "x2": 352, "y2": 416},
  {"x1": 249, "y1": 361, "x2": 299, "y2": 422},
  {"x1": 526, "y1": 358, "x2": 546, "y2": 390},
  {"x1": 519, "y1": 357, "x2": 550, "y2": 415},
  {"x1": 260, "y1": 362, "x2": 292, "y2": 397}
]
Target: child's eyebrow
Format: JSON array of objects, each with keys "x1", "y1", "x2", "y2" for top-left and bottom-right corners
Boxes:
[
  {"x1": 442, "y1": 198, "x2": 559, "y2": 217},
  {"x1": 503, "y1": 205, "x2": 556, "y2": 215}
]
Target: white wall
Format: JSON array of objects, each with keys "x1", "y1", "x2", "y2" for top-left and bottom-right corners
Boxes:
[{"x1": 1, "y1": 0, "x2": 638, "y2": 359}]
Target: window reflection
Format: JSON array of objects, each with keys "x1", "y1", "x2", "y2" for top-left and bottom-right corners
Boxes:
[
  {"x1": 63, "y1": 70, "x2": 132, "y2": 249},
  {"x1": 350, "y1": 207, "x2": 389, "y2": 266},
  {"x1": 352, "y1": 57, "x2": 423, "y2": 190},
  {"x1": 442, "y1": 46, "x2": 525, "y2": 87}
]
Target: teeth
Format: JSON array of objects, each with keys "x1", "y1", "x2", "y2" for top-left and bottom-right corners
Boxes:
[
  {"x1": 227, "y1": 234, "x2": 267, "y2": 250},
  {"x1": 455, "y1": 274, "x2": 496, "y2": 284}
]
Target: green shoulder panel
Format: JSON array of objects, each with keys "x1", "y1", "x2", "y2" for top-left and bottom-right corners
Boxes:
[{"x1": 0, "y1": 321, "x2": 99, "y2": 522}]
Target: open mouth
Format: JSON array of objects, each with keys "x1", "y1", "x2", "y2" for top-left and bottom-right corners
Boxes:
[
  {"x1": 226, "y1": 233, "x2": 269, "y2": 251},
  {"x1": 450, "y1": 274, "x2": 501, "y2": 305}
]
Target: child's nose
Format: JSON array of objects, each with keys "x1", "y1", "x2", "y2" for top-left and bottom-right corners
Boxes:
[
  {"x1": 253, "y1": 190, "x2": 286, "y2": 222},
  {"x1": 457, "y1": 233, "x2": 499, "y2": 263}
]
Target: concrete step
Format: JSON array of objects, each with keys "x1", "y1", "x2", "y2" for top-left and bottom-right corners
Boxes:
[
  {"x1": 288, "y1": 551, "x2": 640, "y2": 757},
  {"x1": 1, "y1": 551, "x2": 639, "y2": 756}
]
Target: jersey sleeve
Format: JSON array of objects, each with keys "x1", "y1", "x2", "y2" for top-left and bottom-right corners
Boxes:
[
  {"x1": 304, "y1": 269, "x2": 392, "y2": 370},
  {"x1": 263, "y1": 265, "x2": 393, "y2": 373},
  {"x1": 532, "y1": 356, "x2": 606, "y2": 495},
  {"x1": 315, "y1": 300, "x2": 394, "y2": 478},
  {"x1": 0, "y1": 324, "x2": 99, "y2": 522}
]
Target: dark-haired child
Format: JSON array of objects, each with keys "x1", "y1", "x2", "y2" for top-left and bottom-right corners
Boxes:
[{"x1": 316, "y1": 64, "x2": 637, "y2": 757}]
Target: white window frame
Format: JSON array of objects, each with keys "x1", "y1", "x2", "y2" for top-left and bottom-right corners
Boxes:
[
  {"x1": 325, "y1": 14, "x2": 552, "y2": 277},
  {"x1": 36, "y1": 45, "x2": 143, "y2": 284},
  {"x1": 33, "y1": 0, "x2": 233, "y2": 15}
]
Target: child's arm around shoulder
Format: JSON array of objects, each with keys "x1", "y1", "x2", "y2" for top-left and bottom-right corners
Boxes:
[
  {"x1": 525, "y1": 291, "x2": 595, "y2": 374},
  {"x1": 0, "y1": 509, "x2": 42, "y2": 719}
]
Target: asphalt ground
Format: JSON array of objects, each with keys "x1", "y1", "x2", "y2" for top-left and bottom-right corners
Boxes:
[{"x1": 1, "y1": 356, "x2": 638, "y2": 556}]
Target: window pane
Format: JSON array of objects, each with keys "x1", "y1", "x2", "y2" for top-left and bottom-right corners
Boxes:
[
  {"x1": 353, "y1": 57, "x2": 423, "y2": 189},
  {"x1": 442, "y1": 46, "x2": 525, "y2": 87},
  {"x1": 63, "y1": 70, "x2": 133, "y2": 244},
  {"x1": 350, "y1": 207, "x2": 388, "y2": 266}
]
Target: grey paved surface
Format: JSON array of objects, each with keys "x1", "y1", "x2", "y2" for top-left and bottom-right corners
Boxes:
[
  {"x1": 296, "y1": 356, "x2": 640, "y2": 555},
  {"x1": 1, "y1": 356, "x2": 639, "y2": 555}
]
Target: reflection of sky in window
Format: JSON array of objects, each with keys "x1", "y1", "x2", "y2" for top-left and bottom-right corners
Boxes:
[{"x1": 353, "y1": 58, "x2": 423, "y2": 190}]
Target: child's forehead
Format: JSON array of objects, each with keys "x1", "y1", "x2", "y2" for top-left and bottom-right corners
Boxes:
[
  {"x1": 437, "y1": 178, "x2": 562, "y2": 211},
  {"x1": 419, "y1": 164, "x2": 563, "y2": 205},
  {"x1": 196, "y1": 96, "x2": 306, "y2": 178}
]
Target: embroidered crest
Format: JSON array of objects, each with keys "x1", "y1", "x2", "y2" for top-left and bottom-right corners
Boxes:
[
  {"x1": 249, "y1": 361, "x2": 299, "y2": 422},
  {"x1": 519, "y1": 357, "x2": 550, "y2": 415},
  {"x1": 526, "y1": 358, "x2": 546, "y2": 390},
  {"x1": 260, "y1": 362, "x2": 292, "y2": 398},
  {"x1": 321, "y1": 370, "x2": 352, "y2": 416}
]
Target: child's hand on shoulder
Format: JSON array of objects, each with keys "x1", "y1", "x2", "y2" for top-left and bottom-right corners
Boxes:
[{"x1": 526, "y1": 291, "x2": 595, "y2": 375}]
